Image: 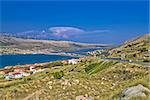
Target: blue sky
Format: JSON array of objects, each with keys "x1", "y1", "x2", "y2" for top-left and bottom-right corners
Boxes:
[{"x1": 1, "y1": 0, "x2": 149, "y2": 44}]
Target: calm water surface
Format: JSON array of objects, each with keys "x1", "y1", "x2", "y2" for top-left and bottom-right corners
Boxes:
[
  {"x1": 0, "y1": 54, "x2": 76, "y2": 68},
  {"x1": 0, "y1": 48, "x2": 104, "y2": 68}
]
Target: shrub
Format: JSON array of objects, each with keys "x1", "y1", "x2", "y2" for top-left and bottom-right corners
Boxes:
[
  {"x1": 0, "y1": 74, "x2": 5, "y2": 79},
  {"x1": 52, "y1": 71, "x2": 64, "y2": 79},
  {"x1": 143, "y1": 59, "x2": 149, "y2": 62},
  {"x1": 140, "y1": 48, "x2": 147, "y2": 52}
]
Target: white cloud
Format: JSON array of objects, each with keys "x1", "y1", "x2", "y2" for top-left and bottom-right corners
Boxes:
[
  {"x1": 49, "y1": 27, "x2": 85, "y2": 38},
  {"x1": 49, "y1": 26, "x2": 109, "y2": 39}
]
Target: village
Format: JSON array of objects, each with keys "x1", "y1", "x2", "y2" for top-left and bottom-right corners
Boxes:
[{"x1": 0, "y1": 58, "x2": 84, "y2": 80}]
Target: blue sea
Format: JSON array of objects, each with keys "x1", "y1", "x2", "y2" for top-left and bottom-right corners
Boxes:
[
  {"x1": 0, "y1": 48, "x2": 104, "y2": 68},
  {"x1": 0, "y1": 54, "x2": 76, "y2": 68}
]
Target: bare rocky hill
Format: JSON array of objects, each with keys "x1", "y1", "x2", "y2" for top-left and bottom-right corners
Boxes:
[{"x1": 0, "y1": 35, "x2": 109, "y2": 54}]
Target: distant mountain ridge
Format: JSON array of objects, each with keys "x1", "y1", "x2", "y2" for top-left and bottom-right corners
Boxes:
[{"x1": 0, "y1": 35, "x2": 110, "y2": 54}]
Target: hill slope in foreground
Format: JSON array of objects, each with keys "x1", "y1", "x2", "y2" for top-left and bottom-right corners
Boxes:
[
  {"x1": 0, "y1": 57, "x2": 149, "y2": 99},
  {"x1": 0, "y1": 35, "x2": 109, "y2": 54}
]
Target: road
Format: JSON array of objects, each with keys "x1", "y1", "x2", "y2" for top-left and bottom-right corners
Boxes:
[{"x1": 102, "y1": 58, "x2": 150, "y2": 67}]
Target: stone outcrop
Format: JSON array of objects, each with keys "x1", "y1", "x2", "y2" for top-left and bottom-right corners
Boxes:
[{"x1": 120, "y1": 84, "x2": 150, "y2": 100}]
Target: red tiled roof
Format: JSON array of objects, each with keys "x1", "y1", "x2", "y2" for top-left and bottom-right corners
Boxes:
[{"x1": 12, "y1": 72, "x2": 21, "y2": 75}]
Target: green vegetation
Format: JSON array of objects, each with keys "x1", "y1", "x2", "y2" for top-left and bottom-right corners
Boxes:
[
  {"x1": 1, "y1": 34, "x2": 150, "y2": 99},
  {"x1": 0, "y1": 57, "x2": 149, "y2": 99},
  {"x1": 52, "y1": 70, "x2": 64, "y2": 79},
  {"x1": 85, "y1": 61, "x2": 118, "y2": 75},
  {"x1": 0, "y1": 74, "x2": 5, "y2": 79}
]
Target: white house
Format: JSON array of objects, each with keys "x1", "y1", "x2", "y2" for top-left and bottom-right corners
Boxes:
[
  {"x1": 33, "y1": 69, "x2": 45, "y2": 74},
  {"x1": 12, "y1": 72, "x2": 23, "y2": 78},
  {"x1": 14, "y1": 68, "x2": 24, "y2": 72},
  {"x1": 68, "y1": 59, "x2": 79, "y2": 64},
  {"x1": 5, "y1": 72, "x2": 30, "y2": 79},
  {"x1": 22, "y1": 72, "x2": 30, "y2": 77},
  {"x1": 29, "y1": 66, "x2": 36, "y2": 71}
]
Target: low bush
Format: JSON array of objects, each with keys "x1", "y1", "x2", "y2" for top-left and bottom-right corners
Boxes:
[
  {"x1": 0, "y1": 74, "x2": 5, "y2": 79},
  {"x1": 52, "y1": 70, "x2": 64, "y2": 79},
  {"x1": 143, "y1": 59, "x2": 150, "y2": 62}
]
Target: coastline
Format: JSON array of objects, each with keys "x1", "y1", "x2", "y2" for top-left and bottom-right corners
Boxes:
[
  {"x1": 0, "y1": 47, "x2": 105, "y2": 55},
  {"x1": 0, "y1": 47, "x2": 106, "y2": 69},
  {"x1": 0, "y1": 54, "x2": 79, "y2": 69}
]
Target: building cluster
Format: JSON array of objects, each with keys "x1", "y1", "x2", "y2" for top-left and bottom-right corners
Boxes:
[
  {"x1": 87, "y1": 49, "x2": 109, "y2": 58},
  {"x1": 62, "y1": 58, "x2": 85, "y2": 65},
  {"x1": 62, "y1": 57, "x2": 92, "y2": 64},
  {"x1": 68, "y1": 59, "x2": 80, "y2": 64},
  {"x1": 0, "y1": 57, "x2": 90, "y2": 80},
  {"x1": 0, "y1": 63, "x2": 47, "y2": 80}
]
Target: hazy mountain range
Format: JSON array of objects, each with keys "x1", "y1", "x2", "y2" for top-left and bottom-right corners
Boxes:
[{"x1": 0, "y1": 34, "x2": 110, "y2": 54}]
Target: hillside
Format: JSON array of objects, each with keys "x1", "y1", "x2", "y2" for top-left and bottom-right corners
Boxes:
[
  {"x1": 0, "y1": 34, "x2": 149, "y2": 99},
  {"x1": 0, "y1": 35, "x2": 109, "y2": 54},
  {"x1": 0, "y1": 57, "x2": 149, "y2": 99},
  {"x1": 88, "y1": 34, "x2": 150, "y2": 62},
  {"x1": 108, "y1": 34, "x2": 150, "y2": 61}
]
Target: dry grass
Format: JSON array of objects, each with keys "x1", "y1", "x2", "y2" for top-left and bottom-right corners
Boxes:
[{"x1": 0, "y1": 58, "x2": 149, "y2": 99}]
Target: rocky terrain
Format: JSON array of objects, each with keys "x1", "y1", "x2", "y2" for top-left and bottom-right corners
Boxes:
[
  {"x1": 88, "y1": 34, "x2": 150, "y2": 62},
  {"x1": 120, "y1": 84, "x2": 150, "y2": 100},
  {"x1": 0, "y1": 57, "x2": 149, "y2": 100},
  {"x1": 0, "y1": 35, "x2": 109, "y2": 54},
  {"x1": 0, "y1": 34, "x2": 149, "y2": 100},
  {"x1": 108, "y1": 34, "x2": 150, "y2": 61}
]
